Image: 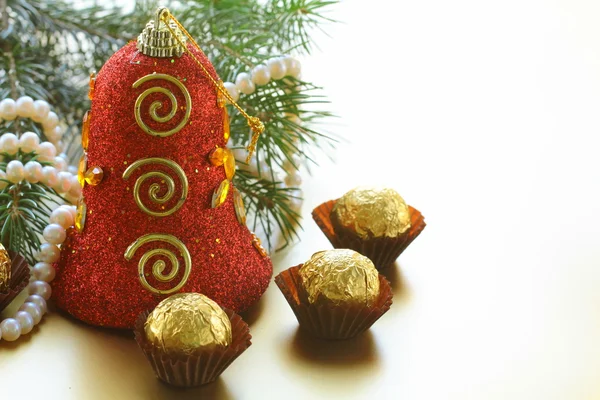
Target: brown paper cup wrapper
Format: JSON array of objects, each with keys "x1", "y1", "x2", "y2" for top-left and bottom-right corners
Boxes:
[
  {"x1": 134, "y1": 308, "x2": 252, "y2": 387},
  {"x1": 275, "y1": 265, "x2": 393, "y2": 340},
  {"x1": 0, "y1": 252, "x2": 30, "y2": 312},
  {"x1": 312, "y1": 199, "x2": 426, "y2": 270}
]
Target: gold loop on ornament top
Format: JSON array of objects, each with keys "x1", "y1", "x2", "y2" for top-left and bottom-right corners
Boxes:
[
  {"x1": 122, "y1": 157, "x2": 188, "y2": 217},
  {"x1": 124, "y1": 233, "x2": 192, "y2": 295},
  {"x1": 132, "y1": 73, "x2": 192, "y2": 137}
]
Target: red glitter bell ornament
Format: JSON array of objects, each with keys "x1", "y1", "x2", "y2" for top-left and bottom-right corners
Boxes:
[{"x1": 52, "y1": 8, "x2": 272, "y2": 329}]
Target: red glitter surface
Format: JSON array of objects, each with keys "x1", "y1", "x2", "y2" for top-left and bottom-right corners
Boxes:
[{"x1": 52, "y1": 42, "x2": 273, "y2": 329}]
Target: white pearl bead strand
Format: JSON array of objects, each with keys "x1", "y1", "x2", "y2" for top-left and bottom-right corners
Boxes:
[
  {"x1": 0, "y1": 98, "x2": 77, "y2": 342},
  {"x1": 0, "y1": 136, "x2": 78, "y2": 195},
  {"x1": 223, "y1": 55, "x2": 302, "y2": 102},
  {"x1": 0, "y1": 96, "x2": 65, "y2": 148}
]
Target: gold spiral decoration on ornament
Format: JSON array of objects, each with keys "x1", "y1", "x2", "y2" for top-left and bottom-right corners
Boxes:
[
  {"x1": 124, "y1": 233, "x2": 192, "y2": 295},
  {"x1": 132, "y1": 73, "x2": 192, "y2": 137},
  {"x1": 122, "y1": 157, "x2": 188, "y2": 217}
]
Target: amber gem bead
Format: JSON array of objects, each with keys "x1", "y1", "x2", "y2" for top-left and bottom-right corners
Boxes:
[
  {"x1": 88, "y1": 72, "x2": 96, "y2": 100},
  {"x1": 211, "y1": 180, "x2": 230, "y2": 208},
  {"x1": 252, "y1": 234, "x2": 267, "y2": 257},
  {"x1": 224, "y1": 149, "x2": 235, "y2": 180},
  {"x1": 209, "y1": 147, "x2": 227, "y2": 167},
  {"x1": 223, "y1": 108, "x2": 230, "y2": 142},
  {"x1": 82, "y1": 110, "x2": 91, "y2": 150},
  {"x1": 84, "y1": 166, "x2": 104, "y2": 186},
  {"x1": 75, "y1": 197, "x2": 87, "y2": 232},
  {"x1": 209, "y1": 147, "x2": 236, "y2": 180},
  {"x1": 77, "y1": 153, "x2": 88, "y2": 187},
  {"x1": 233, "y1": 187, "x2": 246, "y2": 225}
]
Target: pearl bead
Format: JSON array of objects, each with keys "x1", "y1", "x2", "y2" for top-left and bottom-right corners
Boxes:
[
  {"x1": 33, "y1": 262, "x2": 56, "y2": 282},
  {"x1": 43, "y1": 223, "x2": 66, "y2": 245},
  {"x1": 243, "y1": 158, "x2": 270, "y2": 177},
  {"x1": 0, "y1": 98, "x2": 17, "y2": 120},
  {"x1": 37, "y1": 141, "x2": 57, "y2": 162},
  {"x1": 19, "y1": 302, "x2": 42, "y2": 324},
  {"x1": 289, "y1": 196, "x2": 303, "y2": 212},
  {"x1": 55, "y1": 171, "x2": 72, "y2": 193},
  {"x1": 53, "y1": 156, "x2": 67, "y2": 171},
  {"x1": 24, "y1": 161, "x2": 43, "y2": 183},
  {"x1": 36, "y1": 243, "x2": 60, "y2": 263},
  {"x1": 43, "y1": 111, "x2": 59, "y2": 131},
  {"x1": 15, "y1": 96, "x2": 35, "y2": 117},
  {"x1": 56, "y1": 140, "x2": 64, "y2": 153},
  {"x1": 6, "y1": 160, "x2": 25, "y2": 183},
  {"x1": 19, "y1": 131, "x2": 40, "y2": 153},
  {"x1": 283, "y1": 154, "x2": 302, "y2": 172},
  {"x1": 28, "y1": 281, "x2": 52, "y2": 301},
  {"x1": 287, "y1": 188, "x2": 303, "y2": 199},
  {"x1": 25, "y1": 295, "x2": 47, "y2": 314},
  {"x1": 235, "y1": 72, "x2": 256, "y2": 95},
  {"x1": 45, "y1": 124, "x2": 63, "y2": 139},
  {"x1": 50, "y1": 206, "x2": 74, "y2": 229},
  {"x1": 0, "y1": 318, "x2": 21, "y2": 341},
  {"x1": 238, "y1": 155, "x2": 259, "y2": 174},
  {"x1": 223, "y1": 81, "x2": 240, "y2": 103},
  {"x1": 63, "y1": 193, "x2": 79, "y2": 206},
  {"x1": 32, "y1": 100, "x2": 50, "y2": 122},
  {"x1": 286, "y1": 114, "x2": 302, "y2": 126},
  {"x1": 51, "y1": 125, "x2": 64, "y2": 141},
  {"x1": 231, "y1": 148, "x2": 246, "y2": 162},
  {"x1": 0, "y1": 132, "x2": 19, "y2": 154},
  {"x1": 67, "y1": 165, "x2": 78, "y2": 175},
  {"x1": 68, "y1": 176, "x2": 81, "y2": 197},
  {"x1": 251, "y1": 64, "x2": 271, "y2": 86},
  {"x1": 285, "y1": 172, "x2": 303, "y2": 187},
  {"x1": 45, "y1": 127, "x2": 59, "y2": 143},
  {"x1": 41, "y1": 166, "x2": 58, "y2": 187},
  {"x1": 283, "y1": 56, "x2": 302, "y2": 78},
  {"x1": 258, "y1": 162, "x2": 272, "y2": 178},
  {"x1": 0, "y1": 170, "x2": 7, "y2": 190},
  {"x1": 67, "y1": 205, "x2": 77, "y2": 221},
  {"x1": 267, "y1": 58, "x2": 287, "y2": 80},
  {"x1": 15, "y1": 311, "x2": 34, "y2": 335}
]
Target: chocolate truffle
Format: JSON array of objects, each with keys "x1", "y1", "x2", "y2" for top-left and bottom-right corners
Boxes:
[
  {"x1": 144, "y1": 293, "x2": 232, "y2": 355},
  {"x1": 332, "y1": 186, "x2": 411, "y2": 239},
  {"x1": 0, "y1": 243, "x2": 11, "y2": 292},
  {"x1": 299, "y1": 249, "x2": 380, "y2": 307}
]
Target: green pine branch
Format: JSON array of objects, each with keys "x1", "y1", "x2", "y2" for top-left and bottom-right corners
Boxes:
[
  {"x1": 0, "y1": 153, "x2": 62, "y2": 263},
  {"x1": 0, "y1": 0, "x2": 337, "y2": 251}
]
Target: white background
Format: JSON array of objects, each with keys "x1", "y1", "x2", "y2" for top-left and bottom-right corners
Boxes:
[
  {"x1": 295, "y1": 0, "x2": 600, "y2": 398},
  {"x1": 3, "y1": 0, "x2": 600, "y2": 399}
]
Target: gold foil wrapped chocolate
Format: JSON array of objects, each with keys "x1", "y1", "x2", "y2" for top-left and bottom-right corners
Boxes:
[
  {"x1": 299, "y1": 249, "x2": 380, "y2": 307},
  {"x1": 144, "y1": 293, "x2": 232, "y2": 354},
  {"x1": 332, "y1": 186, "x2": 411, "y2": 239},
  {"x1": 0, "y1": 243, "x2": 11, "y2": 292}
]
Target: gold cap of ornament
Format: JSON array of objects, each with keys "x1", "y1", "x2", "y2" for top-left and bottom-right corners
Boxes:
[
  {"x1": 299, "y1": 249, "x2": 380, "y2": 306},
  {"x1": 137, "y1": 7, "x2": 187, "y2": 58},
  {"x1": 0, "y1": 243, "x2": 11, "y2": 292},
  {"x1": 332, "y1": 186, "x2": 412, "y2": 239},
  {"x1": 144, "y1": 293, "x2": 232, "y2": 354}
]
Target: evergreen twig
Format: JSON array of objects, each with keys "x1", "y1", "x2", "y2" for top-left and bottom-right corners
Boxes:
[{"x1": 0, "y1": 0, "x2": 337, "y2": 252}]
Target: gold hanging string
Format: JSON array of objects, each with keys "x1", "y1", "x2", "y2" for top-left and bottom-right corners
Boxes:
[{"x1": 159, "y1": 9, "x2": 264, "y2": 163}]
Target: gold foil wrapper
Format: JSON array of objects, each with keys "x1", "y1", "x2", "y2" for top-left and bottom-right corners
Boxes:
[
  {"x1": 299, "y1": 249, "x2": 380, "y2": 307},
  {"x1": 332, "y1": 186, "x2": 411, "y2": 239},
  {"x1": 144, "y1": 293, "x2": 232, "y2": 354},
  {"x1": 0, "y1": 243, "x2": 11, "y2": 292}
]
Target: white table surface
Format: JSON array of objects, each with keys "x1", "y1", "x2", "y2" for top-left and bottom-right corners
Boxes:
[{"x1": 2, "y1": 0, "x2": 600, "y2": 398}]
